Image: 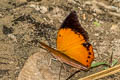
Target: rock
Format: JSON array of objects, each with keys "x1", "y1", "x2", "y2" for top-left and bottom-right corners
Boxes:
[
  {"x1": 8, "y1": 34, "x2": 17, "y2": 42},
  {"x1": 17, "y1": 49, "x2": 67, "y2": 80},
  {"x1": 111, "y1": 24, "x2": 118, "y2": 30},
  {"x1": 40, "y1": 6, "x2": 48, "y2": 13}
]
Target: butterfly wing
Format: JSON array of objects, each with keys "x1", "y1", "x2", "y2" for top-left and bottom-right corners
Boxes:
[{"x1": 57, "y1": 11, "x2": 94, "y2": 68}]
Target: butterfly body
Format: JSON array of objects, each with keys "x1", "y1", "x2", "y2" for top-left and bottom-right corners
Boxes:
[
  {"x1": 39, "y1": 42, "x2": 88, "y2": 70},
  {"x1": 40, "y1": 11, "x2": 94, "y2": 70}
]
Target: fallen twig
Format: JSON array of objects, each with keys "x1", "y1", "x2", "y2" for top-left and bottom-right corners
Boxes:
[{"x1": 78, "y1": 64, "x2": 120, "y2": 80}]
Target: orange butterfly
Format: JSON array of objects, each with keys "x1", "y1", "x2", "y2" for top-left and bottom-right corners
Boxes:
[{"x1": 40, "y1": 11, "x2": 94, "y2": 70}]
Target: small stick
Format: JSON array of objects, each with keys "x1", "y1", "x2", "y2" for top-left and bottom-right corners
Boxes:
[{"x1": 78, "y1": 64, "x2": 120, "y2": 80}]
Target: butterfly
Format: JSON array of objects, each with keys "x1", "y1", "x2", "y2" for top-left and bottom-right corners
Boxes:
[{"x1": 40, "y1": 11, "x2": 94, "y2": 70}]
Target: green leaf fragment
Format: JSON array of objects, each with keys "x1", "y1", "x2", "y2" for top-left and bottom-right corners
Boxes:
[
  {"x1": 111, "y1": 59, "x2": 118, "y2": 67},
  {"x1": 91, "y1": 62, "x2": 108, "y2": 68},
  {"x1": 93, "y1": 21, "x2": 101, "y2": 27}
]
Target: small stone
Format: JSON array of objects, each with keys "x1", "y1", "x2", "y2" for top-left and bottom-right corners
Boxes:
[
  {"x1": 111, "y1": 24, "x2": 118, "y2": 30},
  {"x1": 8, "y1": 34, "x2": 17, "y2": 42},
  {"x1": 40, "y1": 6, "x2": 48, "y2": 14},
  {"x1": 82, "y1": 14, "x2": 86, "y2": 20},
  {"x1": 94, "y1": 33, "x2": 99, "y2": 36},
  {"x1": 29, "y1": 4, "x2": 40, "y2": 11},
  {"x1": 68, "y1": 0, "x2": 76, "y2": 3},
  {"x1": 30, "y1": 4, "x2": 36, "y2": 8},
  {"x1": 0, "y1": 13, "x2": 3, "y2": 17}
]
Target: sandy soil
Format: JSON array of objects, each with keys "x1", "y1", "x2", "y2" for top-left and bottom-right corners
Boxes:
[{"x1": 0, "y1": 0, "x2": 120, "y2": 80}]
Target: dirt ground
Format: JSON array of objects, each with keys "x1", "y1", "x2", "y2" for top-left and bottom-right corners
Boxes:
[{"x1": 0, "y1": 0, "x2": 120, "y2": 80}]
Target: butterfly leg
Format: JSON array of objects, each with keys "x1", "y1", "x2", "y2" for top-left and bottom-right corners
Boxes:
[
  {"x1": 48, "y1": 58, "x2": 67, "y2": 71},
  {"x1": 66, "y1": 70, "x2": 80, "y2": 80},
  {"x1": 48, "y1": 58, "x2": 58, "y2": 66}
]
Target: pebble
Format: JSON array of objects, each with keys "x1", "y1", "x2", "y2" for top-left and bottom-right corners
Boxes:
[
  {"x1": 0, "y1": 13, "x2": 3, "y2": 17},
  {"x1": 110, "y1": 24, "x2": 118, "y2": 30},
  {"x1": 68, "y1": 0, "x2": 76, "y2": 3},
  {"x1": 82, "y1": 14, "x2": 86, "y2": 20},
  {"x1": 8, "y1": 34, "x2": 17, "y2": 42},
  {"x1": 39, "y1": 6, "x2": 48, "y2": 14},
  {"x1": 30, "y1": 4, "x2": 47, "y2": 13},
  {"x1": 30, "y1": 4, "x2": 40, "y2": 11},
  {"x1": 94, "y1": 33, "x2": 99, "y2": 36}
]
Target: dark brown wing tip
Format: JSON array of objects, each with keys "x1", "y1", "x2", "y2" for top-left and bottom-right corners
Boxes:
[
  {"x1": 60, "y1": 11, "x2": 89, "y2": 41},
  {"x1": 61, "y1": 11, "x2": 78, "y2": 28}
]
